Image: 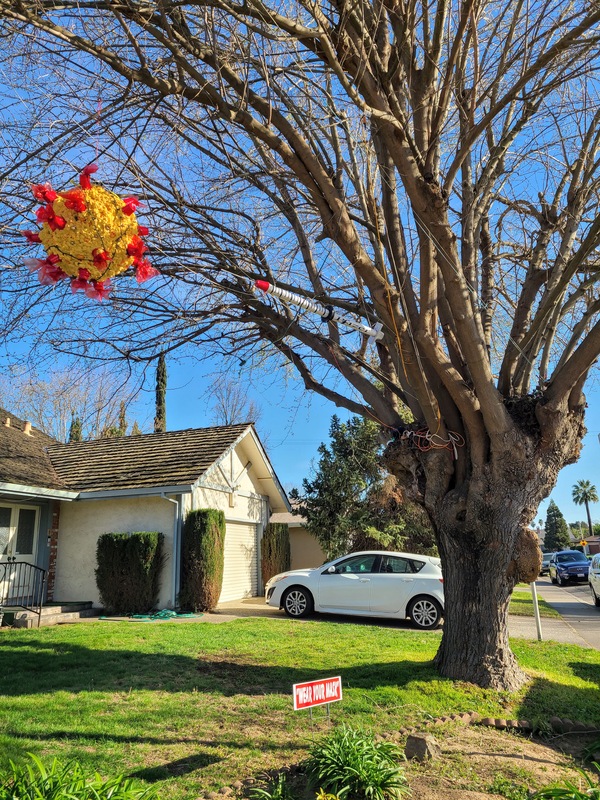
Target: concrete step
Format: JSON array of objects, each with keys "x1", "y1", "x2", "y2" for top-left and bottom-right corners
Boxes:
[{"x1": 2, "y1": 602, "x2": 99, "y2": 628}]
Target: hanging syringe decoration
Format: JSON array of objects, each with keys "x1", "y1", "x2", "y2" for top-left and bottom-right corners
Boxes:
[{"x1": 254, "y1": 280, "x2": 384, "y2": 343}]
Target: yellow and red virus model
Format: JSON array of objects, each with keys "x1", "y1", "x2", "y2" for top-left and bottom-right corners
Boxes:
[{"x1": 22, "y1": 164, "x2": 158, "y2": 300}]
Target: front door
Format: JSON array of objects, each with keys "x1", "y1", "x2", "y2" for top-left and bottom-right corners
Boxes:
[{"x1": 0, "y1": 505, "x2": 40, "y2": 601}]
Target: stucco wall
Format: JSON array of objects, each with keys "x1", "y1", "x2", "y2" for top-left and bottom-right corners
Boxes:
[
  {"x1": 191, "y1": 452, "x2": 267, "y2": 523},
  {"x1": 53, "y1": 495, "x2": 177, "y2": 608},
  {"x1": 290, "y1": 527, "x2": 326, "y2": 570}
]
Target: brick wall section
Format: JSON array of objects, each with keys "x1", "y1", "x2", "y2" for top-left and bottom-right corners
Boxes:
[{"x1": 46, "y1": 501, "x2": 60, "y2": 601}]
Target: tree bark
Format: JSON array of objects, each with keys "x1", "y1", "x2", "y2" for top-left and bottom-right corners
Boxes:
[{"x1": 383, "y1": 398, "x2": 586, "y2": 689}]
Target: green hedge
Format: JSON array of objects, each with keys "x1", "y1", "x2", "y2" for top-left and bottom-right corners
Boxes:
[
  {"x1": 261, "y1": 522, "x2": 290, "y2": 585},
  {"x1": 179, "y1": 509, "x2": 225, "y2": 612},
  {"x1": 95, "y1": 531, "x2": 165, "y2": 615}
]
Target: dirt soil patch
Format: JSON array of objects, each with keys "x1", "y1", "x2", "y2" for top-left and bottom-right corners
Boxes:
[{"x1": 401, "y1": 724, "x2": 598, "y2": 799}]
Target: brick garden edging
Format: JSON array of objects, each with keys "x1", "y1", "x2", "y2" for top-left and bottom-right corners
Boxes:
[
  {"x1": 392, "y1": 710, "x2": 600, "y2": 736},
  {"x1": 196, "y1": 712, "x2": 600, "y2": 800}
]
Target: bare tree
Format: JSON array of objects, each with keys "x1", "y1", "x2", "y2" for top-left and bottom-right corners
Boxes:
[
  {"x1": 209, "y1": 379, "x2": 262, "y2": 427},
  {"x1": 0, "y1": 365, "x2": 141, "y2": 442},
  {"x1": 1, "y1": 0, "x2": 600, "y2": 688}
]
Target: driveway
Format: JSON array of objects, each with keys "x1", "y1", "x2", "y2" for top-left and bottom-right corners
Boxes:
[{"x1": 215, "y1": 587, "x2": 600, "y2": 650}]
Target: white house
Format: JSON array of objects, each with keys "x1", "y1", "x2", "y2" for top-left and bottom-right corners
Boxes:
[{"x1": 0, "y1": 408, "x2": 289, "y2": 611}]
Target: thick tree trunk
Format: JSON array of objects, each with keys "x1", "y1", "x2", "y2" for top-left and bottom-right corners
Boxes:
[
  {"x1": 432, "y1": 512, "x2": 534, "y2": 691},
  {"x1": 383, "y1": 399, "x2": 586, "y2": 690}
]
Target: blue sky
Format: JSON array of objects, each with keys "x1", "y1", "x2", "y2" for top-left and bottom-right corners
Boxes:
[
  {"x1": 156, "y1": 358, "x2": 600, "y2": 526},
  {"x1": 159, "y1": 358, "x2": 343, "y2": 495}
]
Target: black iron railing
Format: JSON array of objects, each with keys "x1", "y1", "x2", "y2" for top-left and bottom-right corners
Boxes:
[{"x1": 0, "y1": 560, "x2": 47, "y2": 628}]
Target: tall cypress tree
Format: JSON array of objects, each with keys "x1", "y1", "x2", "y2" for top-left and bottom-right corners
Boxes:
[
  {"x1": 68, "y1": 413, "x2": 83, "y2": 442},
  {"x1": 117, "y1": 400, "x2": 127, "y2": 436},
  {"x1": 544, "y1": 500, "x2": 571, "y2": 551},
  {"x1": 154, "y1": 353, "x2": 167, "y2": 433}
]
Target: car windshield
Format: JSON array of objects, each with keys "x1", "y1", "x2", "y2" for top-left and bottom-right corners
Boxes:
[{"x1": 557, "y1": 552, "x2": 588, "y2": 564}]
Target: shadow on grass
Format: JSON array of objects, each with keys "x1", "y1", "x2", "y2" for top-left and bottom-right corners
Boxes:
[
  {"x1": 2, "y1": 633, "x2": 599, "y2": 730},
  {"x1": 0, "y1": 638, "x2": 438, "y2": 696},
  {"x1": 5, "y1": 729, "x2": 224, "y2": 746},
  {"x1": 517, "y1": 662, "x2": 600, "y2": 727},
  {"x1": 127, "y1": 754, "x2": 220, "y2": 782}
]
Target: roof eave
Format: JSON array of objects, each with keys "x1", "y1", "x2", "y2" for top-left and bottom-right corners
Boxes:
[
  {"x1": 76, "y1": 484, "x2": 194, "y2": 500},
  {"x1": 0, "y1": 482, "x2": 79, "y2": 501},
  {"x1": 215, "y1": 426, "x2": 290, "y2": 512}
]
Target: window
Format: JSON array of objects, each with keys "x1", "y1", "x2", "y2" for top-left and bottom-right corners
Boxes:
[
  {"x1": 557, "y1": 552, "x2": 587, "y2": 564},
  {"x1": 379, "y1": 556, "x2": 425, "y2": 574},
  {"x1": 333, "y1": 554, "x2": 378, "y2": 574},
  {"x1": 0, "y1": 504, "x2": 39, "y2": 559},
  {"x1": 0, "y1": 507, "x2": 11, "y2": 556}
]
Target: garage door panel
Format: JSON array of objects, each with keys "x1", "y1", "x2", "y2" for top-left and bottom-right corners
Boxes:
[{"x1": 218, "y1": 522, "x2": 258, "y2": 602}]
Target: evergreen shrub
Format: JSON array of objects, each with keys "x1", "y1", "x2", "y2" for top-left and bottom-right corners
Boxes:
[
  {"x1": 179, "y1": 509, "x2": 225, "y2": 611},
  {"x1": 261, "y1": 522, "x2": 290, "y2": 585},
  {"x1": 95, "y1": 531, "x2": 165, "y2": 615}
]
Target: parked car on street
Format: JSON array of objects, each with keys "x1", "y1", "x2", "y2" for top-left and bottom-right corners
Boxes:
[
  {"x1": 265, "y1": 550, "x2": 444, "y2": 629},
  {"x1": 589, "y1": 553, "x2": 600, "y2": 607},
  {"x1": 548, "y1": 550, "x2": 590, "y2": 586},
  {"x1": 540, "y1": 552, "x2": 554, "y2": 576}
]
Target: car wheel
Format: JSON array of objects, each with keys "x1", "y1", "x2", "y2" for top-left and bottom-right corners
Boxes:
[
  {"x1": 550, "y1": 573, "x2": 557, "y2": 584},
  {"x1": 282, "y1": 586, "x2": 314, "y2": 618},
  {"x1": 590, "y1": 583, "x2": 600, "y2": 608},
  {"x1": 557, "y1": 573, "x2": 565, "y2": 586},
  {"x1": 407, "y1": 596, "x2": 443, "y2": 630}
]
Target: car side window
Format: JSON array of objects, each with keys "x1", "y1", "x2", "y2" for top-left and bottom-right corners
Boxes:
[
  {"x1": 335, "y1": 555, "x2": 378, "y2": 574},
  {"x1": 379, "y1": 556, "x2": 425, "y2": 574}
]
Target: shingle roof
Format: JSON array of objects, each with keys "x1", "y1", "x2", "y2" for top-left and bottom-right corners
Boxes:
[
  {"x1": 0, "y1": 407, "x2": 65, "y2": 490},
  {"x1": 47, "y1": 423, "x2": 252, "y2": 492}
]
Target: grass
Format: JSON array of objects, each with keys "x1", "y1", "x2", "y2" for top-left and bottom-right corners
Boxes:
[
  {"x1": 509, "y1": 589, "x2": 562, "y2": 618},
  {"x1": 0, "y1": 618, "x2": 599, "y2": 800}
]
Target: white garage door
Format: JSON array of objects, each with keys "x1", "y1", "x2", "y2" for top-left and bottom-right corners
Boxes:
[{"x1": 218, "y1": 522, "x2": 259, "y2": 602}]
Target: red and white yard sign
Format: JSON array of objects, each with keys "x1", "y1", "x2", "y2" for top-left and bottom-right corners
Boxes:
[{"x1": 293, "y1": 676, "x2": 342, "y2": 710}]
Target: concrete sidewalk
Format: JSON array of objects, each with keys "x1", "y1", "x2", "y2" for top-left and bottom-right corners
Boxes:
[{"x1": 506, "y1": 612, "x2": 593, "y2": 648}]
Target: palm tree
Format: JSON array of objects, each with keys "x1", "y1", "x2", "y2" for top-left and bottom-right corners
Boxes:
[{"x1": 571, "y1": 480, "x2": 598, "y2": 545}]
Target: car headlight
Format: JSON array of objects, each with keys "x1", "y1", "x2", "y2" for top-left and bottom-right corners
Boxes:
[{"x1": 266, "y1": 574, "x2": 289, "y2": 587}]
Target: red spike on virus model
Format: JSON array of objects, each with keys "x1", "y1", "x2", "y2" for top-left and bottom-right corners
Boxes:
[{"x1": 22, "y1": 165, "x2": 159, "y2": 300}]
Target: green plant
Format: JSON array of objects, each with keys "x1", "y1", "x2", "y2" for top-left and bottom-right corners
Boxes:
[
  {"x1": 250, "y1": 774, "x2": 296, "y2": 800},
  {"x1": 0, "y1": 753, "x2": 156, "y2": 800},
  {"x1": 315, "y1": 790, "x2": 341, "y2": 800},
  {"x1": 179, "y1": 508, "x2": 225, "y2": 611},
  {"x1": 583, "y1": 738, "x2": 600, "y2": 762},
  {"x1": 95, "y1": 531, "x2": 165, "y2": 615},
  {"x1": 261, "y1": 523, "x2": 291, "y2": 585},
  {"x1": 488, "y1": 774, "x2": 529, "y2": 800},
  {"x1": 304, "y1": 725, "x2": 409, "y2": 800},
  {"x1": 530, "y1": 766, "x2": 600, "y2": 799}
]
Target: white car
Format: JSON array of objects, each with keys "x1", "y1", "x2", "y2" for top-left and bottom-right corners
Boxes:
[
  {"x1": 589, "y1": 553, "x2": 600, "y2": 607},
  {"x1": 265, "y1": 550, "x2": 444, "y2": 629}
]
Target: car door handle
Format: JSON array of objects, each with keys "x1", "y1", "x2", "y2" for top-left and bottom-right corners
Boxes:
[{"x1": 359, "y1": 578, "x2": 370, "y2": 583}]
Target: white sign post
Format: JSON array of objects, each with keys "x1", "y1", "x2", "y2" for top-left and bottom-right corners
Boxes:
[{"x1": 530, "y1": 581, "x2": 543, "y2": 641}]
